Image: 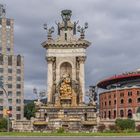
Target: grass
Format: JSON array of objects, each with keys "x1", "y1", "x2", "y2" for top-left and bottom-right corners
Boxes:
[{"x1": 0, "y1": 132, "x2": 140, "y2": 136}]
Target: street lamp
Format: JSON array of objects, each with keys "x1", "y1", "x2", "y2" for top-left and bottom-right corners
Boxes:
[
  {"x1": 33, "y1": 88, "x2": 46, "y2": 102},
  {"x1": 0, "y1": 76, "x2": 10, "y2": 132}
]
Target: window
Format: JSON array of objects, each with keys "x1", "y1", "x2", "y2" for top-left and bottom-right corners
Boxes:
[
  {"x1": 120, "y1": 110, "x2": 124, "y2": 118},
  {"x1": 8, "y1": 76, "x2": 12, "y2": 81},
  {"x1": 120, "y1": 92, "x2": 124, "y2": 97},
  {"x1": 6, "y1": 19, "x2": 10, "y2": 26},
  {"x1": 108, "y1": 95, "x2": 111, "y2": 99},
  {"x1": 17, "y1": 76, "x2": 21, "y2": 81},
  {"x1": 128, "y1": 91, "x2": 132, "y2": 96},
  {"x1": 17, "y1": 55, "x2": 21, "y2": 66},
  {"x1": 114, "y1": 100, "x2": 116, "y2": 105},
  {"x1": 16, "y1": 106, "x2": 21, "y2": 111},
  {"x1": 8, "y1": 56, "x2": 12, "y2": 65},
  {"x1": 137, "y1": 91, "x2": 140, "y2": 96},
  {"x1": 7, "y1": 84, "x2": 12, "y2": 88},
  {"x1": 8, "y1": 99, "x2": 12, "y2": 104},
  {"x1": 108, "y1": 111, "x2": 111, "y2": 119},
  {"x1": 120, "y1": 99, "x2": 124, "y2": 104},
  {"x1": 16, "y1": 91, "x2": 21, "y2": 97},
  {"x1": 109, "y1": 101, "x2": 111, "y2": 106},
  {"x1": 17, "y1": 69, "x2": 21, "y2": 74},
  {"x1": 137, "y1": 98, "x2": 140, "y2": 103},
  {"x1": 128, "y1": 109, "x2": 132, "y2": 118},
  {"x1": 0, "y1": 91, "x2": 3, "y2": 96},
  {"x1": 0, "y1": 99, "x2": 3, "y2": 104},
  {"x1": 16, "y1": 84, "x2": 21, "y2": 89},
  {"x1": 104, "y1": 111, "x2": 106, "y2": 118},
  {"x1": 0, "y1": 106, "x2": 3, "y2": 111},
  {"x1": 128, "y1": 98, "x2": 132, "y2": 104},
  {"x1": 16, "y1": 99, "x2": 21, "y2": 104},
  {"x1": 0, "y1": 68, "x2": 3, "y2": 73},
  {"x1": 114, "y1": 110, "x2": 116, "y2": 119},
  {"x1": 8, "y1": 91, "x2": 12, "y2": 97},
  {"x1": 114, "y1": 94, "x2": 116, "y2": 98},
  {"x1": 16, "y1": 114, "x2": 21, "y2": 120},
  {"x1": 105, "y1": 101, "x2": 106, "y2": 106},
  {"x1": 0, "y1": 54, "x2": 3, "y2": 65},
  {"x1": 8, "y1": 68, "x2": 12, "y2": 73},
  {"x1": 7, "y1": 48, "x2": 10, "y2": 52},
  {"x1": 9, "y1": 106, "x2": 12, "y2": 111}
]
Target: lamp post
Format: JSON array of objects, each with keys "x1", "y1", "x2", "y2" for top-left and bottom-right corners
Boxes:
[
  {"x1": 33, "y1": 88, "x2": 46, "y2": 102},
  {"x1": 0, "y1": 76, "x2": 10, "y2": 132}
]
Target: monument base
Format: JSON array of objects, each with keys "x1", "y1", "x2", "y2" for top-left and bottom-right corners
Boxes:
[{"x1": 33, "y1": 104, "x2": 97, "y2": 132}]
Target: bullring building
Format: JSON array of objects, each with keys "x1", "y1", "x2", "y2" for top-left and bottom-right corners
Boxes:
[
  {"x1": 0, "y1": 4, "x2": 24, "y2": 120},
  {"x1": 97, "y1": 69, "x2": 140, "y2": 120}
]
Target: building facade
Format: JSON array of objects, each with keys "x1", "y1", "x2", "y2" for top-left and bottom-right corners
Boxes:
[
  {"x1": 0, "y1": 4, "x2": 24, "y2": 120},
  {"x1": 97, "y1": 70, "x2": 140, "y2": 120}
]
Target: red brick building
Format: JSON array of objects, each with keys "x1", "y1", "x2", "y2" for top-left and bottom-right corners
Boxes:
[{"x1": 97, "y1": 70, "x2": 140, "y2": 120}]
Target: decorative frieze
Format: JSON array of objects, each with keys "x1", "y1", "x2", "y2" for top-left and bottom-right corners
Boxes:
[
  {"x1": 46, "y1": 56, "x2": 56, "y2": 63},
  {"x1": 77, "y1": 56, "x2": 86, "y2": 63}
]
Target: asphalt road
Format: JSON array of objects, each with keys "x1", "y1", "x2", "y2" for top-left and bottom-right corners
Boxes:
[{"x1": 0, "y1": 137, "x2": 140, "y2": 140}]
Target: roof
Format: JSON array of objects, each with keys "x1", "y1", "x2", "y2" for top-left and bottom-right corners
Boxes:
[{"x1": 97, "y1": 71, "x2": 140, "y2": 89}]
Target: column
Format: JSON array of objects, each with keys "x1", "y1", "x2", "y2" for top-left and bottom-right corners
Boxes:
[
  {"x1": 46, "y1": 57, "x2": 55, "y2": 103},
  {"x1": 78, "y1": 56, "x2": 86, "y2": 103}
]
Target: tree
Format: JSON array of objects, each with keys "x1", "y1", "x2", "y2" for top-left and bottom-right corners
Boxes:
[
  {"x1": 24, "y1": 101, "x2": 36, "y2": 120},
  {"x1": 0, "y1": 118, "x2": 7, "y2": 131}
]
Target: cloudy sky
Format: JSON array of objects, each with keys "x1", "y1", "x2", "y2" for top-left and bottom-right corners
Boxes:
[{"x1": 1, "y1": 0, "x2": 140, "y2": 99}]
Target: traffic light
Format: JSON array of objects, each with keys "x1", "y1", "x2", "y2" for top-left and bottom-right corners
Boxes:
[{"x1": 0, "y1": 76, "x2": 3, "y2": 87}]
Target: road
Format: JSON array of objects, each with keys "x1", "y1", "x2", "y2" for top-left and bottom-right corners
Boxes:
[{"x1": 0, "y1": 137, "x2": 140, "y2": 140}]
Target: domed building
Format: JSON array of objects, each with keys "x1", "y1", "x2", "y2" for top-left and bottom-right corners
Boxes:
[{"x1": 97, "y1": 70, "x2": 140, "y2": 120}]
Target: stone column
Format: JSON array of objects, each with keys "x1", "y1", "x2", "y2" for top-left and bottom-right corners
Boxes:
[
  {"x1": 78, "y1": 56, "x2": 86, "y2": 103},
  {"x1": 46, "y1": 57, "x2": 55, "y2": 103}
]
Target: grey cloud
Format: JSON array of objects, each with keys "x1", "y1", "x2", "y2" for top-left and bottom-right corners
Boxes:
[{"x1": 1, "y1": 0, "x2": 140, "y2": 99}]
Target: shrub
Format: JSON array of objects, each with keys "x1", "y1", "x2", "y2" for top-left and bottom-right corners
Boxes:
[
  {"x1": 57, "y1": 127, "x2": 65, "y2": 133},
  {"x1": 0, "y1": 118, "x2": 7, "y2": 131},
  {"x1": 136, "y1": 125, "x2": 140, "y2": 132},
  {"x1": 115, "y1": 119, "x2": 135, "y2": 131},
  {"x1": 97, "y1": 124, "x2": 106, "y2": 132},
  {"x1": 108, "y1": 125, "x2": 119, "y2": 132}
]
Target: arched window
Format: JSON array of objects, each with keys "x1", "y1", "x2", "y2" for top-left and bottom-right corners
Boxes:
[
  {"x1": 114, "y1": 110, "x2": 116, "y2": 119},
  {"x1": 84, "y1": 113, "x2": 87, "y2": 121},
  {"x1": 114, "y1": 100, "x2": 116, "y2": 105},
  {"x1": 137, "y1": 98, "x2": 140, "y2": 103},
  {"x1": 104, "y1": 111, "x2": 106, "y2": 119},
  {"x1": 128, "y1": 98, "x2": 132, "y2": 104},
  {"x1": 108, "y1": 111, "x2": 111, "y2": 119},
  {"x1": 120, "y1": 99, "x2": 124, "y2": 104},
  {"x1": 128, "y1": 109, "x2": 132, "y2": 118},
  {"x1": 109, "y1": 100, "x2": 111, "y2": 106},
  {"x1": 120, "y1": 110, "x2": 124, "y2": 118}
]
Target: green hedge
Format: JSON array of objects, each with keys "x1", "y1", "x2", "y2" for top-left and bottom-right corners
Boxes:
[{"x1": 115, "y1": 119, "x2": 135, "y2": 130}]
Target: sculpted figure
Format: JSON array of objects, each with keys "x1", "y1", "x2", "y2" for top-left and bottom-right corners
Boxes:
[{"x1": 59, "y1": 74, "x2": 72, "y2": 98}]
